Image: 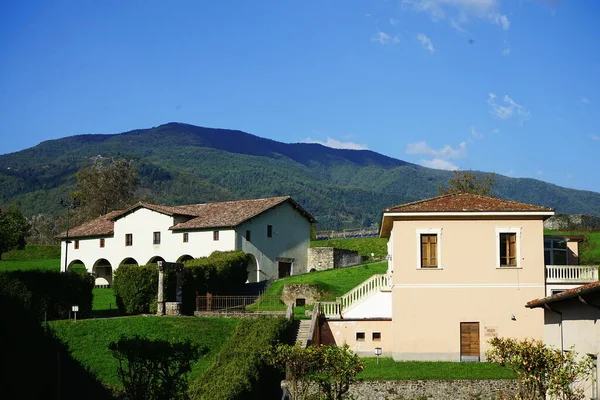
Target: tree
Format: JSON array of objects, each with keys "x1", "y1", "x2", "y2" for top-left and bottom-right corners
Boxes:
[
  {"x1": 486, "y1": 337, "x2": 595, "y2": 400},
  {"x1": 438, "y1": 170, "x2": 495, "y2": 196},
  {"x1": 27, "y1": 213, "x2": 60, "y2": 245},
  {"x1": 72, "y1": 158, "x2": 139, "y2": 222},
  {"x1": 0, "y1": 206, "x2": 30, "y2": 260}
]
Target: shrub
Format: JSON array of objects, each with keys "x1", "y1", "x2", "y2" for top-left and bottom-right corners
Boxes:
[
  {"x1": 0, "y1": 270, "x2": 94, "y2": 321},
  {"x1": 188, "y1": 316, "x2": 291, "y2": 400},
  {"x1": 113, "y1": 264, "x2": 158, "y2": 315},
  {"x1": 109, "y1": 335, "x2": 207, "y2": 400},
  {"x1": 184, "y1": 250, "x2": 249, "y2": 294}
]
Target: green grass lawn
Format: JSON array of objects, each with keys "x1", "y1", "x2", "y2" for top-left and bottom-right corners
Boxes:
[
  {"x1": 357, "y1": 358, "x2": 516, "y2": 380},
  {"x1": 311, "y1": 237, "x2": 388, "y2": 258},
  {"x1": 2, "y1": 244, "x2": 61, "y2": 260},
  {"x1": 92, "y1": 288, "x2": 119, "y2": 317},
  {"x1": 263, "y1": 261, "x2": 387, "y2": 301},
  {"x1": 0, "y1": 258, "x2": 60, "y2": 271},
  {"x1": 50, "y1": 316, "x2": 239, "y2": 389}
]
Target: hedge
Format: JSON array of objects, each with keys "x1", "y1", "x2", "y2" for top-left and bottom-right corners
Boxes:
[
  {"x1": 0, "y1": 270, "x2": 94, "y2": 321},
  {"x1": 188, "y1": 316, "x2": 291, "y2": 400},
  {"x1": 113, "y1": 251, "x2": 250, "y2": 315}
]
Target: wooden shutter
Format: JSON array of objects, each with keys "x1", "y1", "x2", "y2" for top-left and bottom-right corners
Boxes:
[{"x1": 421, "y1": 234, "x2": 437, "y2": 268}]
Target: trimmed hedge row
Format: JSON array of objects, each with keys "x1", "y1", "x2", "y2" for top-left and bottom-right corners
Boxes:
[
  {"x1": 188, "y1": 316, "x2": 291, "y2": 400},
  {"x1": 113, "y1": 251, "x2": 250, "y2": 315},
  {"x1": 0, "y1": 270, "x2": 95, "y2": 321}
]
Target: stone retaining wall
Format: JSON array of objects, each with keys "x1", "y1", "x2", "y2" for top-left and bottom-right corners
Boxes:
[
  {"x1": 544, "y1": 214, "x2": 600, "y2": 231},
  {"x1": 282, "y1": 379, "x2": 518, "y2": 400},
  {"x1": 308, "y1": 247, "x2": 366, "y2": 272}
]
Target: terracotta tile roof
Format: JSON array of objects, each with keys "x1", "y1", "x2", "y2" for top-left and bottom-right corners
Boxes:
[
  {"x1": 56, "y1": 210, "x2": 122, "y2": 238},
  {"x1": 384, "y1": 193, "x2": 554, "y2": 213},
  {"x1": 57, "y1": 196, "x2": 315, "y2": 238},
  {"x1": 526, "y1": 280, "x2": 600, "y2": 308}
]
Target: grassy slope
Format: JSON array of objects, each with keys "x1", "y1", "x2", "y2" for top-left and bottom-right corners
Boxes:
[
  {"x1": 263, "y1": 261, "x2": 387, "y2": 301},
  {"x1": 311, "y1": 237, "x2": 388, "y2": 258},
  {"x1": 0, "y1": 258, "x2": 60, "y2": 271},
  {"x1": 50, "y1": 316, "x2": 239, "y2": 389},
  {"x1": 358, "y1": 358, "x2": 516, "y2": 380},
  {"x1": 2, "y1": 244, "x2": 61, "y2": 260}
]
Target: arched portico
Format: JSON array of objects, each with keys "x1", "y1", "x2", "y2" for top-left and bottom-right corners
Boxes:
[
  {"x1": 177, "y1": 255, "x2": 193, "y2": 263},
  {"x1": 120, "y1": 257, "x2": 139, "y2": 266},
  {"x1": 93, "y1": 258, "x2": 113, "y2": 287},
  {"x1": 67, "y1": 260, "x2": 86, "y2": 273},
  {"x1": 246, "y1": 254, "x2": 259, "y2": 283},
  {"x1": 147, "y1": 256, "x2": 165, "y2": 265}
]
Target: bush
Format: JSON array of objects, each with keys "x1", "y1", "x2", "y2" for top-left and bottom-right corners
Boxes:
[
  {"x1": 188, "y1": 316, "x2": 291, "y2": 400},
  {"x1": 109, "y1": 335, "x2": 207, "y2": 400},
  {"x1": 0, "y1": 270, "x2": 94, "y2": 321},
  {"x1": 113, "y1": 264, "x2": 158, "y2": 315}
]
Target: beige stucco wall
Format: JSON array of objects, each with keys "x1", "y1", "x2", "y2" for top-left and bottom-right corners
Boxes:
[
  {"x1": 322, "y1": 319, "x2": 393, "y2": 357},
  {"x1": 389, "y1": 216, "x2": 546, "y2": 361}
]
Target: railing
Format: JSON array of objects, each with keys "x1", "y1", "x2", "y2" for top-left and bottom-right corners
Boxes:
[
  {"x1": 315, "y1": 229, "x2": 380, "y2": 241},
  {"x1": 546, "y1": 265, "x2": 599, "y2": 283},
  {"x1": 319, "y1": 274, "x2": 391, "y2": 318},
  {"x1": 196, "y1": 295, "x2": 285, "y2": 313}
]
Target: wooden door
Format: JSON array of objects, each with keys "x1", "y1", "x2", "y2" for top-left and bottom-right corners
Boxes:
[
  {"x1": 460, "y1": 322, "x2": 480, "y2": 361},
  {"x1": 278, "y1": 262, "x2": 292, "y2": 278}
]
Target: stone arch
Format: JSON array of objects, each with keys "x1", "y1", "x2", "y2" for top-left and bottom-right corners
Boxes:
[
  {"x1": 120, "y1": 257, "x2": 139, "y2": 266},
  {"x1": 147, "y1": 255, "x2": 165, "y2": 265},
  {"x1": 67, "y1": 259, "x2": 86, "y2": 273},
  {"x1": 246, "y1": 254, "x2": 259, "y2": 283},
  {"x1": 93, "y1": 258, "x2": 113, "y2": 287},
  {"x1": 309, "y1": 268, "x2": 316, "y2": 273},
  {"x1": 177, "y1": 254, "x2": 193, "y2": 263}
]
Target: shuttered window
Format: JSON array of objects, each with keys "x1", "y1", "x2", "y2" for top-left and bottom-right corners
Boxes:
[
  {"x1": 421, "y1": 234, "x2": 438, "y2": 268},
  {"x1": 500, "y1": 233, "x2": 517, "y2": 266}
]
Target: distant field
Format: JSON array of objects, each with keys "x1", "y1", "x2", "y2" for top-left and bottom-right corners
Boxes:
[
  {"x1": 358, "y1": 358, "x2": 516, "y2": 380},
  {"x1": 263, "y1": 261, "x2": 387, "y2": 301},
  {"x1": 311, "y1": 237, "x2": 388, "y2": 258},
  {"x1": 50, "y1": 316, "x2": 239, "y2": 389}
]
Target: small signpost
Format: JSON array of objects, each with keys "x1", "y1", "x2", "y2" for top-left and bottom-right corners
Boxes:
[
  {"x1": 374, "y1": 347, "x2": 382, "y2": 365},
  {"x1": 72, "y1": 305, "x2": 79, "y2": 322}
]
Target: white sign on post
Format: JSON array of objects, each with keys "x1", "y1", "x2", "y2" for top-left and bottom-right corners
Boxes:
[{"x1": 72, "y1": 305, "x2": 79, "y2": 312}]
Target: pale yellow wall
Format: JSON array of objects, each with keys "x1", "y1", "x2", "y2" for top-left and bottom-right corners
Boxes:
[
  {"x1": 323, "y1": 320, "x2": 393, "y2": 357},
  {"x1": 389, "y1": 216, "x2": 546, "y2": 361}
]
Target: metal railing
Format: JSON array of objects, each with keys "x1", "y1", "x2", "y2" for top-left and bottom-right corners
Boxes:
[
  {"x1": 196, "y1": 295, "x2": 285, "y2": 313},
  {"x1": 546, "y1": 265, "x2": 599, "y2": 283}
]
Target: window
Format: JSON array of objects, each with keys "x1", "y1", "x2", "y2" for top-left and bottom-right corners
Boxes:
[
  {"x1": 420, "y1": 234, "x2": 438, "y2": 268},
  {"x1": 183, "y1": 233, "x2": 189, "y2": 243},
  {"x1": 267, "y1": 225, "x2": 273, "y2": 238},
  {"x1": 100, "y1": 238, "x2": 105, "y2": 248},
  {"x1": 500, "y1": 233, "x2": 517, "y2": 266},
  {"x1": 74, "y1": 240, "x2": 79, "y2": 250},
  {"x1": 125, "y1": 233, "x2": 133, "y2": 246},
  {"x1": 372, "y1": 332, "x2": 381, "y2": 341},
  {"x1": 213, "y1": 231, "x2": 219, "y2": 241},
  {"x1": 356, "y1": 332, "x2": 365, "y2": 341},
  {"x1": 153, "y1": 231, "x2": 161, "y2": 245},
  {"x1": 245, "y1": 230, "x2": 251, "y2": 242},
  {"x1": 496, "y1": 228, "x2": 520, "y2": 268},
  {"x1": 544, "y1": 237, "x2": 568, "y2": 265}
]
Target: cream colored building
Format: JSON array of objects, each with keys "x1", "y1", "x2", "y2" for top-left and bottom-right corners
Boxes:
[
  {"x1": 526, "y1": 281, "x2": 600, "y2": 399},
  {"x1": 321, "y1": 193, "x2": 557, "y2": 360},
  {"x1": 58, "y1": 196, "x2": 315, "y2": 286}
]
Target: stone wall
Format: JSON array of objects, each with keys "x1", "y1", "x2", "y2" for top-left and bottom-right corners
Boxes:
[
  {"x1": 308, "y1": 247, "x2": 366, "y2": 272},
  {"x1": 281, "y1": 284, "x2": 321, "y2": 306},
  {"x1": 544, "y1": 214, "x2": 600, "y2": 231},
  {"x1": 282, "y1": 379, "x2": 518, "y2": 400}
]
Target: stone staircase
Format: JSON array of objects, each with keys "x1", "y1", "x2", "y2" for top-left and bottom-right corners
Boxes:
[
  {"x1": 319, "y1": 273, "x2": 392, "y2": 318},
  {"x1": 293, "y1": 319, "x2": 313, "y2": 348}
]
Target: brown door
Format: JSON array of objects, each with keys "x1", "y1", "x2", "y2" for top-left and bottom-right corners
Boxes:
[
  {"x1": 460, "y1": 322, "x2": 480, "y2": 361},
  {"x1": 278, "y1": 262, "x2": 292, "y2": 278}
]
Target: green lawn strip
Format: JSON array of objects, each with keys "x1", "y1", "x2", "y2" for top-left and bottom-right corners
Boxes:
[
  {"x1": 357, "y1": 358, "x2": 516, "y2": 380},
  {"x1": 0, "y1": 258, "x2": 60, "y2": 271},
  {"x1": 92, "y1": 288, "x2": 118, "y2": 317},
  {"x1": 50, "y1": 316, "x2": 239, "y2": 389},
  {"x1": 545, "y1": 230, "x2": 600, "y2": 265},
  {"x1": 311, "y1": 237, "x2": 388, "y2": 258},
  {"x1": 263, "y1": 262, "x2": 388, "y2": 301},
  {"x1": 3, "y1": 244, "x2": 61, "y2": 261}
]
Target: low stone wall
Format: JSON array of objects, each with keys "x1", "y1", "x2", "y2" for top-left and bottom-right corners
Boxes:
[
  {"x1": 281, "y1": 284, "x2": 321, "y2": 306},
  {"x1": 282, "y1": 379, "x2": 518, "y2": 400},
  {"x1": 194, "y1": 311, "x2": 286, "y2": 318},
  {"x1": 544, "y1": 214, "x2": 600, "y2": 231},
  {"x1": 308, "y1": 247, "x2": 366, "y2": 272}
]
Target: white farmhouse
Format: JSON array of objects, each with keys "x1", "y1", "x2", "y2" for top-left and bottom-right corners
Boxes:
[{"x1": 57, "y1": 196, "x2": 315, "y2": 286}]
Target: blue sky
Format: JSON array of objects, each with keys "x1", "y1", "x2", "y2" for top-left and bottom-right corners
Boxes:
[{"x1": 1, "y1": 1, "x2": 599, "y2": 192}]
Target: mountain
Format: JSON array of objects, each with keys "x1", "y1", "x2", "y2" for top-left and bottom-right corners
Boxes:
[{"x1": 1, "y1": 122, "x2": 600, "y2": 230}]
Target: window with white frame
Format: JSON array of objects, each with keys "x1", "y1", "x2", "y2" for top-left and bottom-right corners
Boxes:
[
  {"x1": 416, "y1": 228, "x2": 442, "y2": 269},
  {"x1": 496, "y1": 227, "x2": 521, "y2": 268}
]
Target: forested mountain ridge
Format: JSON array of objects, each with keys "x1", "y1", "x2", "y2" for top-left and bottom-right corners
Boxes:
[{"x1": 1, "y1": 122, "x2": 600, "y2": 230}]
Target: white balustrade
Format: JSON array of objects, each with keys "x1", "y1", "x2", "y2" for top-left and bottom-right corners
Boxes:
[
  {"x1": 546, "y1": 265, "x2": 599, "y2": 283},
  {"x1": 319, "y1": 274, "x2": 391, "y2": 318}
]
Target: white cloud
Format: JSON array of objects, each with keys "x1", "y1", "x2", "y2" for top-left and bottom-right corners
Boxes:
[
  {"x1": 403, "y1": 0, "x2": 509, "y2": 30},
  {"x1": 580, "y1": 97, "x2": 590, "y2": 104},
  {"x1": 502, "y1": 47, "x2": 511, "y2": 56},
  {"x1": 372, "y1": 31, "x2": 400, "y2": 45},
  {"x1": 590, "y1": 134, "x2": 600, "y2": 141},
  {"x1": 406, "y1": 140, "x2": 466, "y2": 170},
  {"x1": 417, "y1": 33, "x2": 435, "y2": 54},
  {"x1": 488, "y1": 93, "x2": 531, "y2": 122},
  {"x1": 470, "y1": 126, "x2": 499, "y2": 140},
  {"x1": 303, "y1": 137, "x2": 369, "y2": 150}
]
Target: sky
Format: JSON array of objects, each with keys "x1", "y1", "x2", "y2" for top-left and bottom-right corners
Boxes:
[{"x1": 0, "y1": 0, "x2": 599, "y2": 192}]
